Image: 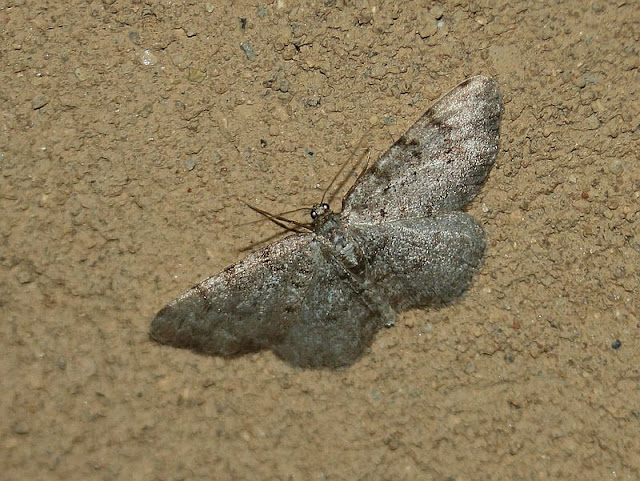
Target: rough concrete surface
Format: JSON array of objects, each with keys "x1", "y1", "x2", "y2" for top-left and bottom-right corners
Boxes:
[{"x1": 1, "y1": 1, "x2": 638, "y2": 480}]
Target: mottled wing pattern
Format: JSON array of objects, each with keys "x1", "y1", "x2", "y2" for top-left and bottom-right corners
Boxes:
[
  {"x1": 150, "y1": 234, "x2": 389, "y2": 367},
  {"x1": 151, "y1": 75, "x2": 502, "y2": 368},
  {"x1": 351, "y1": 212, "x2": 486, "y2": 312},
  {"x1": 342, "y1": 75, "x2": 502, "y2": 224}
]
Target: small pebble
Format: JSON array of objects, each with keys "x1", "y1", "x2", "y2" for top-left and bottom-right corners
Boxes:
[
  {"x1": 306, "y1": 96, "x2": 321, "y2": 107},
  {"x1": 12, "y1": 422, "x2": 29, "y2": 435},
  {"x1": 184, "y1": 158, "x2": 197, "y2": 171},
  {"x1": 609, "y1": 160, "x2": 623, "y2": 175},
  {"x1": 31, "y1": 94, "x2": 48, "y2": 110},
  {"x1": 240, "y1": 41, "x2": 256, "y2": 60},
  {"x1": 369, "y1": 388, "x2": 382, "y2": 403},
  {"x1": 128, "y1": 31, "x2": 141, "y2": 45},
  {"x1": 16, "y1": 269, "x2": 34, "y2": 284},
  {"x1": 421, "y1": 322, "x2": 434, "y2": 334},
  {"x1": 171, "y1": 53, "x2": 191, "y2": 70},
  {"x1": 187, "y1": 67, "x2": 207, "y2": 83},
  {"x1": 418, "y1": 20, "x2": 438, "y2": 38},
  {"x1": 140, "y1": 49, "x2": 157, "y2": 66},
  {"x1": 74, "y1": 67, "x2": 87, "y2": 81},
  {"x1": 611, "y1": 339, "x2": 622, "y2": 350},
  {"x1": 431, "y1": 5, "x2": 444, "y2": 20}
]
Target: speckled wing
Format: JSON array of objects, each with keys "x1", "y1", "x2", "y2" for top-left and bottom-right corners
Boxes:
[
  {"x1": 342, "y1": 75, "x2": 502, "y2": 224},
  {"x1": 352, "y1": 212, "x2": 487, "y2": 312},
  {"x1": 150, "y1": 234, "x2": 389, "y2": 368}
]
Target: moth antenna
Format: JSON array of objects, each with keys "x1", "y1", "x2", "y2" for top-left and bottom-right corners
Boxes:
[
  {"x1": 243, "y1": 202, "x2": 312, "y2": 233},
  {"x1": 341, "y1": 149, "x2": 373, "y2": 210},
  {"x1": 322, "y1": 136, "x2": 371, "y2": 206},
  {"x1": 340, "y1": 113, "x2": 402, "y2": 210},
  {"x1": 236, "y1": 206, "x2": 309, "y2": 227}
]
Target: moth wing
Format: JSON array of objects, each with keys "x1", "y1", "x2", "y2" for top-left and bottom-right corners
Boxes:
[
  {"x1": 150, "y1": 234, "x2": 388, "y2": 368},
  {"x1": 150, "y1": 235, "x2": 313, "y2": 359},
  {"x1": 353, "y1": 212, "x2": 486, "y2": 311},
  {"x1": 342, "y1": 75, "x2": 502, "y2": 224}
]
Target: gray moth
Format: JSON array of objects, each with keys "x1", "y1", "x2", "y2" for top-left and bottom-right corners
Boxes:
[{"x1": 150, "y1": 75, "x2": 503, "y2": 368}]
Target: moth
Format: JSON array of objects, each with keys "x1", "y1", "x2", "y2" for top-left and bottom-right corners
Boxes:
[{"x1": 150, "y1": 75, "x2": 502, "y2": 368}]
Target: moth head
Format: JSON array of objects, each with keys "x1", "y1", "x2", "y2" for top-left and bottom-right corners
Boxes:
[{"x1": 310, "y1": 202, "x2": 331, "y2": 220}]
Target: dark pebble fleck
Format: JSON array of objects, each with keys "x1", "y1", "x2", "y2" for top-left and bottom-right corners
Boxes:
[
  {"x1": 128, "y1": 31, "x2": 141, "y2": 45},
  {"x1": 611, "y1": 339, "x2": 622, "y2": 349}
]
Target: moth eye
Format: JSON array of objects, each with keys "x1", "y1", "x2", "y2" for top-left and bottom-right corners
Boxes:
[
  {"x1": 321, "y1": 203, "x2": 330, "y2": 212},
  {"x1": 310, "y1": 210, "x2": 318, "y2": 219}
]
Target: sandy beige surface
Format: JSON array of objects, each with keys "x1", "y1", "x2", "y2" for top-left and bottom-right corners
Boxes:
[{"x1": 1, "y1": 1, "x2": 638, "y2": 480}]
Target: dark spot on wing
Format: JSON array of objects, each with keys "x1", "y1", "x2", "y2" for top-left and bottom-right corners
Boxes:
[{"x1": 398, "y1": 135, "x2": 420, "y2": 147}]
